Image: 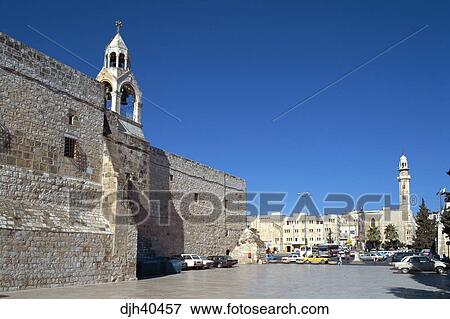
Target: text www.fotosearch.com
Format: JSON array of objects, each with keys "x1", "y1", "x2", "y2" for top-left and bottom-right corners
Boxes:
[{"x1": 120, "y1": 302, "x2": 330, "y2": 317}]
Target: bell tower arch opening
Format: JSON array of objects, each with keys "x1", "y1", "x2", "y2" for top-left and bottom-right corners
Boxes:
[
  {"x1": 96, "y1": 21, "x2": 143, "y2": 128},
  {"x1": 102, "y1": 81, "x2": 113, "y2": 110},
  {"x1": 120, "y1": 83, "x2": 135, "y2": 120}
]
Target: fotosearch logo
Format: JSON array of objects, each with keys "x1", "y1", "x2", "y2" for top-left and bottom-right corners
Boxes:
[{"x1": 67, "y1": 190, "x2": 418, "y2": 226}]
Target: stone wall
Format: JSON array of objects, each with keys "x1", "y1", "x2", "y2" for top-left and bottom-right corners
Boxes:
[
  {"x1": 0, "y1": 229, "x2": 121, "y2": 291},
  {"x1": 102, "y1": 111, "x2": 247, "y2": 259},
  {"x1": 0, "y1": 32, "x2": 247, "y2": 290},
  {"x1": 0, "y1": 32, "x2": 104, "y2": 183},
  {"x1": 0, "y1": 32, "x2": 124, "y2": 291},
  {"x1": 145, "y1": 146, "x2": 247, "y2": 257}
]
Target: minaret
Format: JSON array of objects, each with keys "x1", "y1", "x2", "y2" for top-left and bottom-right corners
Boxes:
[
  {"x1": 97, "y1": 21, "x2": 142, "y2": 124},
  {"x1": 397, "y1": 154, "x2": 411, "y2": 218}
]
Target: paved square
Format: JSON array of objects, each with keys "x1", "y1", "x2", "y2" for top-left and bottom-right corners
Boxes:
[{"x1": 2, "y1": 264, "x2": 449, "y2": 299}]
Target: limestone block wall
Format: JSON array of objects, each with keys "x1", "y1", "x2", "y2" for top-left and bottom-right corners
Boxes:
[
  {"x1": 0, "y1": 32, "x2": 104, "y2": 182},
  {"x1": 146, "y1": 146, "x2": 247, "y2": 257},
  {"x1": 0, "y1": 230, "x2": 118, "y2": 291},
  {"x1": 0, "y1": 33, "x2": 131, "y2": 291},
  {"x1": 0, "y1": 31, "x2": 248, "y2": 290},
  {"x1": 102, "y1": 110, "x2": 247, "y2": 259}
]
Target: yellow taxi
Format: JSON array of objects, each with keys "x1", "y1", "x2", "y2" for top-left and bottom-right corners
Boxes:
[{"x1": 303, "y1": 255, "x2": 328, "y2": 264}]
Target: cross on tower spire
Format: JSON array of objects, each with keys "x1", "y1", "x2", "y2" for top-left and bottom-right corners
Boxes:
[{"x1": 115, "y1": 20, "x2": 123, "y2": 33}]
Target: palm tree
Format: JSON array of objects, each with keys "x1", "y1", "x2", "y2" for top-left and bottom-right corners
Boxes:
[
  {"x1": 384, "y1": 224, "x2": 399, "y2": 249},
  {"x1": 366, "y1": 226, "x2": 381, "y2": 250}
]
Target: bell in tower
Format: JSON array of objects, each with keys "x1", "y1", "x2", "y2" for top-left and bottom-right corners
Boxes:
[{"x1": 96, "y1": 21, "x2": 143, "y2": 127}]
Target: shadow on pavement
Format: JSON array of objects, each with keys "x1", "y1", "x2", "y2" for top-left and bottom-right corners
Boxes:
[
  {"x1": 389, "y1": 272, "x2": 450, "y2": 299},
  {"x1": 411, "y1": 273, "x2": 450, "y2": 291},
  {"x1": 389, "y1": 287, "x2": 450, "y2": 299}
]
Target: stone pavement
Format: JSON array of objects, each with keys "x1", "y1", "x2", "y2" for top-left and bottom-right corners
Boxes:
[{"x1": 2, "y1": 264, "x2": 449, "y2": 299}]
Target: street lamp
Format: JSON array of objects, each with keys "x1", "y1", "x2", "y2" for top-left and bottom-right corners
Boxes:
[{"x1": 298, "y1": 192, "x2": 310, "y2": 255}]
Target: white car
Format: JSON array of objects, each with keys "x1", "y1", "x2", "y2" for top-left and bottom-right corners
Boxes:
[
  {"x1": 281, "y1": 254, "x2": 303, "y2": 263},
  {"x1": 395, "y1": 255, "x2": 448, "y2": 274},
  {"x1": 359, "y1": 252, "x2": 386, "y2": 262},
  {"x1": 180, "y1": 254, "x2": 203, "y2": 269},
  {"x1": 199, "y1": 256, "x2": 214, "y2": 269}
]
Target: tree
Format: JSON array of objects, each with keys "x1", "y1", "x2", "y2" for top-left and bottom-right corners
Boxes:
[
  {"x1": 384, "y1": 224, "x2": 399, "y2": 249},
  {"x1": 441, "y1": 201, "x2": 450, "y2": 240},
  {"x1": 326, "y1": 229, "x2": 333, "y2": 244},
  {"x1": 366, "y1": 226, "x2": 381, "y2": 250},
  {"x1": 413, "y1": 198, "x2": 436, "y2": 250}
]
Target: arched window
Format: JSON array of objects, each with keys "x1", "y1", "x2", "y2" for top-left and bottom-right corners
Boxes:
[
  {"x1": 118, "y1": 53, "x2": 125, "y2": 68},
  {"x1": 120, "y1": 84, "x2": 135, "y2": 119},
  {"x1": 370, "y1": 218, "x2": 375, "y2": 228},
  {"x1": 103, "y1": 81, "x2": 113, "y2": 109},
  {"x1": 109, "y1": 52, "x2": 116, "y2": 68}
]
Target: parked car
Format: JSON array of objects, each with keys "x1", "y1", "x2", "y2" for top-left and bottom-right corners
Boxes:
[
  {"x1": 420, "y1": 249, "x2": 431, "y2": 257},
  {"x1": 391, "y1": 251, "x2": 415, "y2": 263},
  {"x1": 327, "y1": 256, "x2": 340, "y2": 265},
  {"x1": 266, "y1": 254, "x2": 282, "y2": 263},
  {"x1": 360, "y1": 252, "x2": 386, "y2": 262},
  {"x1": 171, "y1": 255, "x2": 188, "y2": 270},
  {"x1": 296, "y1": 246, "x2": 313, "y2": 257},
  {"x1": 224, "y1": 255, "x2": 238, "y2": 265},
  {"x1": 208, "y1": 255, "x2": 236, "y2": 268},
  {"x1": 395, "y1": 255, "x2": 448, "y2": 274},
  {"x1": 137, "y1": 256, "x2": 183, "y2": 278},
  {"x1": 199, "y1": 256, "x2": 214, "y2": 269},
  {"x1": 180, "y1": 254, "x2": 203, "y2": 269},
  {"x1": 281, "y1": 254, "x2": 302, "y2": 263},
  {"x1": 303, "y1": 255, "x2": 328, "y2": 264},
  {"x1": 378, "y1": 251, "x2": 394, "y2": 258}
]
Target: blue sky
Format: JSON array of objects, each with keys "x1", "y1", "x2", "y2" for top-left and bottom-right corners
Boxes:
[{"x1": 1, "y1": 0, "x2": 449, "y2": 213}]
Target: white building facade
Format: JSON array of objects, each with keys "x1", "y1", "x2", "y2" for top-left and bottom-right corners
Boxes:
[{"x1": 250, "y1": 155, "x2": 416, "y2": 252}]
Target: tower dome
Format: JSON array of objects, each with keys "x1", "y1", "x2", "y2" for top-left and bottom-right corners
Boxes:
[
  {"x1": 96, "y1": 21, "x2": 143, "y2": 127},
  {"x1": 399, "y1": 154, "x2": 408, "y2": 170}
]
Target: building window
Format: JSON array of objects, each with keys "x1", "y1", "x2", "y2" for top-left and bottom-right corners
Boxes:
[
  {"x1": 224, "y1": 199, "x2": 228, "y2": 209},
  {"x1": 68, "y1": 114, "x2": 75, "y2": 125},
  {"x1": 370, "y1": 218, "x2": 376, "y2": 228},
  {"x1": 64, "y1": 137, "x2": 76, "y2": 158},
  {"x1": 169, "y1": 174, "x2": 174, "y2": 181},
  {"x1": 194, "y1": 193, "x2": 199, "y2": 202}
]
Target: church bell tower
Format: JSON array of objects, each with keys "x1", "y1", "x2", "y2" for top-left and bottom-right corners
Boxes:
[{"x1": 96, "y1": 21, "x2": 143, "y2": 127}]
